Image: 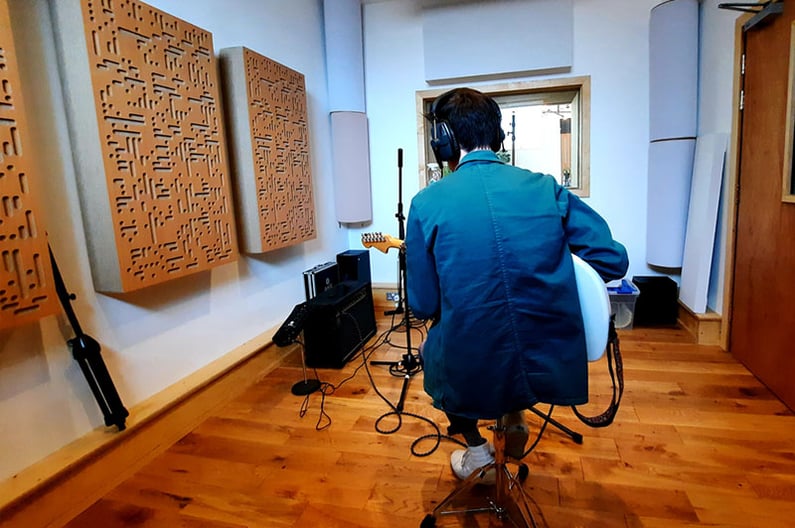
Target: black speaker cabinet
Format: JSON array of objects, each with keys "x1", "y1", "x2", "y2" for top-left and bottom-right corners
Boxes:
[
  {"x1": 631, "y1": 275, "x2": 679, "y2": 326},
  {"x1": 336, "y1": 249, "x2": 371, "y2": 284},
  {"x1": 304, "y1": 281, "x2": 376, "y2": 368}
]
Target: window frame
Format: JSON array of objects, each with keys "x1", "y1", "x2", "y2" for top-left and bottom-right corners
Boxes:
[
  {"x1": 415, "y1": 76, "x2": 591, "y2": 197},
  {"x1": 782, "y1": 22, "x2": 795, "y2": 203}
]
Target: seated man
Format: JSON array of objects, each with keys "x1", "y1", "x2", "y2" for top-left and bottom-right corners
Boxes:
[{"x1": 406, "y1": 88, "x2": 628, "y2": 479}]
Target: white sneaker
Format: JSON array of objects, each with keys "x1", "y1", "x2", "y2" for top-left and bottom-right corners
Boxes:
[{"x1": 450, "y1": 442, "x2": 495, "y2": 483}]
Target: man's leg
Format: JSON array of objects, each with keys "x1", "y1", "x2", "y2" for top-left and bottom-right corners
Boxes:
[
  {"x1": 445, "y1": 412, "x2": 494, "y2": 481},
  {"x1": 445, "y1": 412, "x2": 486, "y2": 446}
]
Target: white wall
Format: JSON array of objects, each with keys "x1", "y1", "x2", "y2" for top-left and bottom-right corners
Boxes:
[
  {"x1": 360, "y1": 0, "x2": 739, "y2": 315},
  {"x1": 0, "y1": 0, "x2": 345, "y2": 481},
  {"x1": 360, "y1": 0, "x2": 661, "y2": 285}
]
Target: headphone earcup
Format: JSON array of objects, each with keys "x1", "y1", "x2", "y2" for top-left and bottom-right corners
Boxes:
[
  {"x1": 430, "y1": 120, "x2": 460, "y2": 164},
  {"x1": 490, "y1": 128, "x2": 505, "y2": 153},
  {"x1": 489, "y1": 98, "x2": 505, "y2": 152}
]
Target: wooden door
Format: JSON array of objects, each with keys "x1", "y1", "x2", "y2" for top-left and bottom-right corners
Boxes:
[{"x1": 731, "y1": 4, "x2": 795, "y2": 411}]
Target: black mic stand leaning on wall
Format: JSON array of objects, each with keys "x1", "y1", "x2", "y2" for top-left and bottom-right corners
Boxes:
[
  {"x1": 49, "y1": 245, "x2": 129, "y2": 431},
  {"x1": 370, "y1": 148, "x2": 422, "y2": 412}
]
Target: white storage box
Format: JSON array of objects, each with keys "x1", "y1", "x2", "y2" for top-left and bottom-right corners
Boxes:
[{"x1": 607, "y1": 279, "x2": 640, "y2": 329}]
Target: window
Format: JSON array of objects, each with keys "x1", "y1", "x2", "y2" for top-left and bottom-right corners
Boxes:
[{"x1": 416, "y1": 76, "x2": 591, "y2": 196}]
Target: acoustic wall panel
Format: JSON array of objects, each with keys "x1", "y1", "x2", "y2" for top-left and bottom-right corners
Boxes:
[
  {"x1": 51, "y1": 0, "x2": 237, "y2": 293},
  {"x1": 0, "y1": 0, "x2": 59, "y2": 330},
  {"x1": 680, "y1": 133, "x2": 727, "y2": 313},
  {"x1": 323, "y1": 0, "x2": 365, "y2": 112},
  {"x1": 330, "y1": 111, "x2": 372, "y2": 224},
  {"x1": 646, "y1": 0, "x2": 699, "y2": 268},
  {"x1": 649, "y1": 0, "x2": 699, "y2": 141},
  {"x1": 422, "y1": 0, "x2": 573, "y2": 83},
  {"x1": 219, "y1": 47, "x2": 316, "y2": 254},
  {"x1": 646, "y1": 139, "x2": 696, "y2": 268},
  {"x1": 323, "y1": 1, "x2": 371, "y2": 226}
]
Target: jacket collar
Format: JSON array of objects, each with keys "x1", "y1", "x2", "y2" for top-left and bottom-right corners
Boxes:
[{"x1": 457, "y1": 150, "x2": 502, "y2": 169}]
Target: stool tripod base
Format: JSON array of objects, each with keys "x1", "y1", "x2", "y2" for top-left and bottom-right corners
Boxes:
[
  {"x1": 421, "y1": 419, "x2": 539, "y2": 527},
  {"x1": 420, "y1": 464, "x2": 537, "y2": 527},
  {"x1": 291, "y1": 379, "x2": 321, "y2": 395}
]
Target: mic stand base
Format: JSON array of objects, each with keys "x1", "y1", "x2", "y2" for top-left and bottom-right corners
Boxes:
[
  {"x1": 291, "y1": 379, "x2": 322, "y2": 396},
  {"x1": 371, "y1": 352, "x2": 422, "y2": 412},
  {"x1": 528, "y1": 405, "x2": 583, "y2": 444}
]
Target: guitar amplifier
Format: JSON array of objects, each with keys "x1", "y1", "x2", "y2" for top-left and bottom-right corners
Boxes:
[{"x1": 304, "y1": 281, "x2": 377, "y2": 368}]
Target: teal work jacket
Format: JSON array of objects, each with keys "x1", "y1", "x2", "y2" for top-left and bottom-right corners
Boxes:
[{"x1": 406, "y1": 150, "x2": 628, "y2": 419}]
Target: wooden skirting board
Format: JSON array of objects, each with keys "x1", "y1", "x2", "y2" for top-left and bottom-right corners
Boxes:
[
  {"x1": 0, "y1": 328, "x2": 292, "y2": 528},
  {"x1": 678, "y1": 301, "x2": 723, "y2": 347},
  {"x1": 376, "y1": 284, "x2": 723, "y2": 348},
  {"x1": 372, "y1": 284, "x2": 401, "y2": 313}
]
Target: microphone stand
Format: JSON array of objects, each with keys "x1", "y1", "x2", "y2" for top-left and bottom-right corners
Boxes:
[
  {"x1": 510, "y1": 112, "x2": 516, "y2": 166},
  {"x1": 371, "y1": 148, "x2": 422, "y2": 412},
  {"x1": 49, "y1": 245, "x2": 129, "y2": 431},
  {"x1": 385, "y1": 149, "x2": 406, "y2": 317}
]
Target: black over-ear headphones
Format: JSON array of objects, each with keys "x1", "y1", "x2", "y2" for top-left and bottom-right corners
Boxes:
[
  {"x1": 427, "y1": 89, "x2": 506, "y2": 166},
  {"x1": 428, "y1": 90, "x2": 460, "y2": 166}
]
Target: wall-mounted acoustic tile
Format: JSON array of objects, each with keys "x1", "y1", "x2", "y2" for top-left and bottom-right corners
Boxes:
[
  {"x1": 0, "y1": 0, "x2": 59, "y2": 330},
  {"x1": 219, "y1": 47, "x2": 316, "y2": 254},
  {"x1": 51, "y1": 0, "x2": 238, "y2": 293}
]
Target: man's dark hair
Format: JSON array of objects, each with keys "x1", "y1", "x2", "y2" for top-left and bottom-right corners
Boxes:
[{"x1": 433, "y1": 88, "x2": 503, "y2": 152}]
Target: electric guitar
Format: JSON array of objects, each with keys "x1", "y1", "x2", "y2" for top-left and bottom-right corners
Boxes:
[
  {"x1": 361, "y1": 232, "x2": 610, "y2": 362},
  {"x1": 572, "y1": 254, "x2": 611, "y2": 362}
]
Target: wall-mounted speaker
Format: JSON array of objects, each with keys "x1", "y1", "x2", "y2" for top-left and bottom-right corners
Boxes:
[{"x1": 330, "y1": 111, "x2": 373, "y2": 224}]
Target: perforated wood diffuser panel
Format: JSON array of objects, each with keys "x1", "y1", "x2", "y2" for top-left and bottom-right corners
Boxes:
[
  {"x1": 0, "y1": 0, "x2": 59, "y2": 330},
  {"x1": 219, "y1": 47, "x2": 315, "y2": 253},
  {"x1": 53, "y1": 0, "x2": 237, "y2": 292}
]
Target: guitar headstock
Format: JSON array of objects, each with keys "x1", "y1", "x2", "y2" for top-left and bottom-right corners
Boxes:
[{"x1": 361, "y1": 232, "x2": 404, "y2": 253}]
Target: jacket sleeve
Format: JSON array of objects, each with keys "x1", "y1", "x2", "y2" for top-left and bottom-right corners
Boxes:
[
  {"x1": 405, "y1": 200, "x2": 441, "y2": 321},
  {"x1": 558, "y1": 189, "x2": 629, "y2": 281}
]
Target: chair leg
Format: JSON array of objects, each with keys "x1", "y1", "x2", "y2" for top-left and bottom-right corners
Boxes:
[
  {"x1": 422, "y1": 438, "x2": 540, "y2": 527},
  {"x1": 500, "y1": 464, "x2": 539, "y2": 527},
  {"x1": 427, "y1": 462, "x2": 498, "y2": 518}
]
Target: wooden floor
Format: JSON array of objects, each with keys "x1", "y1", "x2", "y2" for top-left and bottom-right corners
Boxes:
[{"x1": 64, "y1": 314, "x2": 795, "y2": 527}]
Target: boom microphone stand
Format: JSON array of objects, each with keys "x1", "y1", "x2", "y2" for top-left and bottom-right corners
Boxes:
[
  {"x1": 385, "y1": 148, "x2": 406, "y2": 317},
  {"x1": 371, "y1": 148, "x2": 422, "y2": 412}
]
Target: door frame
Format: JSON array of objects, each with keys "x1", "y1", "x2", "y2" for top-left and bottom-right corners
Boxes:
[{"x1": 720, "y1": 13, "x2": 753, "y2": 352}]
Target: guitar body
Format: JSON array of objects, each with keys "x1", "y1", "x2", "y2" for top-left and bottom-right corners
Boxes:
[{"x1": 572, "y1": 254, "x2": 611, "y2": 362}]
